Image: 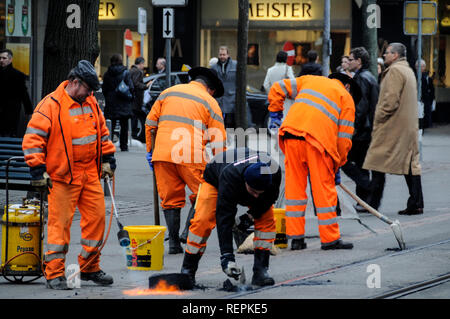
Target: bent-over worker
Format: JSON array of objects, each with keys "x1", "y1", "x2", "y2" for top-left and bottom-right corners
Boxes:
[{"x1": 181, "y1": 148, "x2": 281, "y2": 287}]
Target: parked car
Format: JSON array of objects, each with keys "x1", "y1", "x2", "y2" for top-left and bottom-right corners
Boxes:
[{"x1": 132, "y1": 71, "x2": 270, "y2": 142}]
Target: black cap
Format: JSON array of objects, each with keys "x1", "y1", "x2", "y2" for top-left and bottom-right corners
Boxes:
[
  {"x1": 188, "y1": 66, "x2": 224, "y2": 98},
  {"x1": 69, "y1": 60, "x2": 100, "y2": 91},
  {"x1": 328, "y1": 72, "x2": 362, "y2": 105}
]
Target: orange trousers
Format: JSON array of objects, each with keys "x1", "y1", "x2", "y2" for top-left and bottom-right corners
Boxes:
[
  {"x1": 154, "y1": 161, "x2": 204, "y2": 210},
  {"x1": 283, "y1": 138, "x2": 341, "y2": 246},
  {"x1": 44, "y1": 163, "x2": 105, "y2": 280},
  {"x1": 186, "y1": 182, "x2": 276, "y2": 255}
]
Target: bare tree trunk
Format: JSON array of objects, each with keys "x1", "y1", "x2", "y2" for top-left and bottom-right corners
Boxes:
[
  {"x1": 42, "y1": 0, "x2": 99, "y2": 97},
  {"x1": 235, "y1": 0, "x2": 249, "y2": 130}
]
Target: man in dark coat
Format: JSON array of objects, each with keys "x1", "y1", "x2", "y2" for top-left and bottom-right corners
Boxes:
[
  {"x1": 343, "y1": 47, "x2": 379, "y2": 210},
  {"x1": 0, "y1": 49, "x2": 33, "y2": 137},
  {"x1": 129, "y1": 57, "x2": 150, "y2": 141},
  {"x1": 416, "y1": 59, "x2": 435, "y2": 130},
  {"x1": 102, "y1": 53, "x2": 135, "y2": 151},
  {"x1": 298, "y1": 50, "x2": 323, "y2": 77}
]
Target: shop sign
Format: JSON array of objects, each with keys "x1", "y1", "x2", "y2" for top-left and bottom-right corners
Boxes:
[
  {"x1": 5, "y1": 0, "x2": 31, "y2": 37},
  {"x1": 99, "y1": 1, "x2": 117, "y2": 19},
  {"x1": 99, "y1": 1, "x2": 153, "y2": 22},
  {"x1": 249, "y1": 0, "x2": 314, "y2": 20}
]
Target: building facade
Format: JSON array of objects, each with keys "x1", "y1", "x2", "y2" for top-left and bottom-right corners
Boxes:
[{"x1": 1, "y1": 0, "x2": 450, "y2": 122}]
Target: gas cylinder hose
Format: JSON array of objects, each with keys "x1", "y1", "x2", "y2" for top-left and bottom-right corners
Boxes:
[{"x1": 65, "y1": 175, "x2": 116, "y2": 283}]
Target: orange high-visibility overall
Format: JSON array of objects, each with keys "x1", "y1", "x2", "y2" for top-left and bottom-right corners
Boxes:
[
  {"x1": 186, "y1": 182, "x2": 276, "y2": 255},
  {"x1": 145, "y1": 81, "x2": 226, "y2": 209},
  {"x1": 22, "y1": 81, "x2": 115, "y2": 279},
  {"x1": 268, "y1": 75, "x2": 355, "y2": 246}
]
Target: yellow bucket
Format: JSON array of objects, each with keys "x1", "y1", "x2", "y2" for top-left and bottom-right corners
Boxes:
[
  {"x1": 273, "y1": 208, "x2": 288, "y2": 248},
  {"x1": 123, "y1": 225, "x2": 166, "y2": 271}
]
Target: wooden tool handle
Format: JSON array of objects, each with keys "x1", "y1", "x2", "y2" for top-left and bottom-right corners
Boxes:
[
  {"x1": 339, "y1": 183, "x2": 393, "y2": 225},
  {"x1": 151, "y1": 129, "x2": 160, "y2": 225}
]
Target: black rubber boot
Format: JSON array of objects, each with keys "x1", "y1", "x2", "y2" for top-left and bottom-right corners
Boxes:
[
  {"x1": 321, "y1": 239, "x2": 354, "y2": 250},
  {"x1": 180, "y1": 205, "x2": 195, "y2": 244},
  {"x1": 163, "y1": 208, "x2": 183, "y2": 254},
  {"x1": 180, "y1": 252, "x2": 202, "y2": 285},
  {"x1": 251, "y1": 249, "x2": 275, "y2": 286},
  {"x1": 291, "y1": 238, "x2": 307, "y2": 250},
  {"x1": 80, "y1": 270, "x2": 114, "y2": 285}
]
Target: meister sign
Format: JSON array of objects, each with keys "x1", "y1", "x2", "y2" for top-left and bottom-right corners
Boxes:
[{"x1": 249, "y1": 0, "x2": 314, "y2": 20}]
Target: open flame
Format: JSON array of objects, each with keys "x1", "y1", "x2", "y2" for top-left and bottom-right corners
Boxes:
[{"x1": 123, "y1": 280, "x2": 187, "y2": 296}]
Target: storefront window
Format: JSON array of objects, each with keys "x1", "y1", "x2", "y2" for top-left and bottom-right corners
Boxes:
[{"x1": 200, "y1": 0, "x2": 351, "y2": 90}]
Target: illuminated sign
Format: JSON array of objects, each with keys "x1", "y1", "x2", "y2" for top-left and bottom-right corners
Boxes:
[
  {"x1": 249, "y1": 0, "x2": 314, "y2": 20},
  {"x1": 99, "y1": 1, "x2": 117, "y2": 19}
]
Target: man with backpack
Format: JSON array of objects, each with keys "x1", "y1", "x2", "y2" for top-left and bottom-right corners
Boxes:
[{"x1": 102, "y1": 53, "x2": 134, "y2": 151}]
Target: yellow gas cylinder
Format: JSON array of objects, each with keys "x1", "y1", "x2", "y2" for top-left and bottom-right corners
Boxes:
[{"x1": 1, "y1": 201, "x2": 43, "y2": 274}]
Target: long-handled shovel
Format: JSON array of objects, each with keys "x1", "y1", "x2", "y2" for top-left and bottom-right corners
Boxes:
[
  {"x1": 339, "y1": 183, "x2": 406, "y2": 250},
  {"x1": 151, "y1": 129, "x2": 160, "y2": 225}
]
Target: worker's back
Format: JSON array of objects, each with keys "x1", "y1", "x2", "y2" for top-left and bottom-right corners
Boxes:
[
  {"x1": 270, "y1": 75, "x2": 355, "y2": 168},
  {"x1": 145, "y1": 80, "x2": 226, "y2": 168}
]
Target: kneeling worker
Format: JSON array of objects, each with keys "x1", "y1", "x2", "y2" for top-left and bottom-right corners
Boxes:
[{"x1": 180, "y1": 148, "x2": 281, "y2": 286}]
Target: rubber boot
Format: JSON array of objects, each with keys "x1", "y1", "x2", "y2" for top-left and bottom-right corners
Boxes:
[
  {"x1": 180, "y1": 205, "x2": 195, "y2": 244},
  {"x1": 163, "y1": 208, "x2": 183, "y2": 254},
  {"x1": 180, "y1": 252, "x2": 202, "y2": 285},
  {"x1": 291, "y1": 238, "x2": 307, "y2": 250},
  {"x1": 251, "y1": 249, "x2": 275, "y2": 286}
]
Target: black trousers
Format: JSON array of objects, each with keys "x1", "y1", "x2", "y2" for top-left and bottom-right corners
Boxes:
[
  {"x1": 111, "y1": 117, "x2": 129, "y2": 151},
  {"x1": 341, "y1": 140, "x2": 371, "y2": 201},
  {"x1": 367, "y1": 169, "x2": 424, "y2": 211}
]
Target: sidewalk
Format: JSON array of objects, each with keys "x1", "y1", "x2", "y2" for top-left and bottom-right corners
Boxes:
[{"x1": 0, "y1": 124, "x2": 449, "y2": 299}]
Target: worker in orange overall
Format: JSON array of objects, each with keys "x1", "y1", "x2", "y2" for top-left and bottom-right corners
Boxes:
[
  {"x1": 145, "y1": 67, "x2": 226, "y2": 254},
  {"x1": 268, "y1": 73, "x2": 361, "y2": 250},
  {"x1": 180, "y1": 148, "x2": 281, "y2": 287},
  {"x1": 22, "y1": 60, "x2": 117, "y2": 290}
]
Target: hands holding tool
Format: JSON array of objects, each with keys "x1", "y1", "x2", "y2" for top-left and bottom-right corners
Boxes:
[
  {"x1": 146, "y1": 151, "x2": 153, "y2": 171},
  {"x1": 221, "y1": 253, "x2": 241, "y2": 280},
  {"x1": 335, "y1": 168, "x2": 341, "y2": 185},
  {"x1": 102, "y1": 155, "x2": 116, "y2": 179},
  {"x1": 31, "y1": 172, "x2": 53, "y2": 189},
  {"x1": 269, "y1": 111, "x2": 283, "y2": 129}
]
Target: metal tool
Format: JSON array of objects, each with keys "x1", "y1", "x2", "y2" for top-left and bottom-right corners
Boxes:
[
  {"x1": 105, "y1": 176, "x2": 130, "y2": 247},
  {"x1": 339, "y1": 183, "x2": 406, "y2": 250},
  {"x1": 150, "y1": 129, "x2": 160, "y2": 225}
]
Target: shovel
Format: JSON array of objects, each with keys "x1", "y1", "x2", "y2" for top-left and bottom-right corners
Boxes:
[{"x1": 339, "y1": 183, "x2": 406, "y2": 250}]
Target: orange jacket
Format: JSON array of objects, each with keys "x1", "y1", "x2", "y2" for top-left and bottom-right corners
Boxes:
[
  {"x1": 268, "y1": 75, "x2": 355, "y2": 169},
  {"x1": 22, "y1": 81, "x2": 116, "y2": 184},
  {"x1": 145, "y1": 81, "x2": 226, "y2": 169}
]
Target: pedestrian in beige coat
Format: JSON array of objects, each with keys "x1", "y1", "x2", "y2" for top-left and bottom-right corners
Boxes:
[{"x1": 363, "y1": 43, "x2": 424, "y2": 215}]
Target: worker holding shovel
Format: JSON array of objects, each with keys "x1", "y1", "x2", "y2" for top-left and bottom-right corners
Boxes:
[
  {"x1": 268, "y1": 73, "x2": 361, "y2": 251},
  {"x1": 181, "y1": 148, "x2": 281, "y2": 287},
  {"x1": 145, "y1": 67, "x2": 226, "y2": 254}
]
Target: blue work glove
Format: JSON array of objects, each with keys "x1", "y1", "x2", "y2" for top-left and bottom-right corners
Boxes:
[
  {"x1": 146, "y1": 151, "x2": 153, "y2": 171},
  {"x1": 269, "y1": 111, "x2": 283, "y2": 129},
  {"x1": 335, "y1": 168, "x2": 341, "y2": 185}
]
